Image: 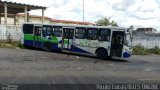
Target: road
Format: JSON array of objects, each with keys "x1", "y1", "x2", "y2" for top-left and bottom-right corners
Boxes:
[{"x1": 0, "y1": 48, "x2": 159, "y2": 90}]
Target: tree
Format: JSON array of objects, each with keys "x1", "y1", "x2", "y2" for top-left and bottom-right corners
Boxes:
[{"x1": 95, "y1": 17, "x2": 118, "y2": 26}]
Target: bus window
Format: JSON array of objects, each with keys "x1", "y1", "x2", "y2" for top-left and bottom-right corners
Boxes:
[
  {"x1": 42, "y1": 26, "x2": 52, "y2": 37},
  {"x1": 63, "y1": 28, "x2": 74, "y2": 39},
  {"x1": 23, "y1": 24, "x2": 34, "y2": 34},
  {"x1": 87, "y1": 28, "x2": 98, "y2": 40},
  {"x1": 34, "y1": 26, "x2": 42, "y2": 36},
  {"x1": 75, "y1": 28, "x2": 86, "y2": 39},
  {"x1": 99, "y1": 29, "x2": 111, "y2": 41},
  {"x1": 53, "y1": 26, "x2": 62, "y2": 37}
]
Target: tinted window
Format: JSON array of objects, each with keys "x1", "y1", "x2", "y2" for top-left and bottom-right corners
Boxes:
[
  {"x1": 63, "y1": 28, "x2": 74, "y2": 39},
  {"x1": 34, "y1": 26, "x2": 42, "y2": 36},
  {"x1": 99, "y1": 29, "x2": 111, "y2": 41},
  {"x1": 53, "y1": 26, "x2": 62, "y2": 37},
  {"x1": 23, "y1": 24, "x2": 34, "y2": 34},
  {"x1": 75, "y1": 28, "x2": 86, "y2": 39},
  {"x1": 87, "y1": 28, "x2": 98, "y2": 40},
  {"x1": 42, "y1": 26, "x2": 52, "y2": 37}
]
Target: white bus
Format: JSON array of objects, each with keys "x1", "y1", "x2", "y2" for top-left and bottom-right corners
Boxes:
[{"x1": 21, "y1": 23, "x2": 132, "y2": 59}]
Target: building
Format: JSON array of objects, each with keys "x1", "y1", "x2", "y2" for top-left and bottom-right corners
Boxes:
[
  {"x1": 0, "y1": 0, "x2": 95, "y2": 41},
  {"x1": 0, "y1": 0, "x2": 95, "y2": 26},
  {"x1": 0, "y1": 14, "x2": 95, "y2": 25},
  {"x1": 0, "y1": 0, "x2": 46, "y2": 25},
  {"x1": 16, "y1": 14, "x2": 95, "y2": 25},
  {"x1": 135, "y1": 28, "x2": 157, "y2": 34}
]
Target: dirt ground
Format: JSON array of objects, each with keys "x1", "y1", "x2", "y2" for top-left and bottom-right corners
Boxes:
[{"x1": 0, "y1": 48, "x2": 159, "y2": 89}]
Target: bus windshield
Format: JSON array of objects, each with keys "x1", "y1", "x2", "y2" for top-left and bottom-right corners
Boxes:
[{"x1": 125, "y1": 34, "x2": 132, "y2": 47}]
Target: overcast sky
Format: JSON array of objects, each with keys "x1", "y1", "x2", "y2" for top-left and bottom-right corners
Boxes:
[{"x1": 3, "y1": 0, "x2": 160, "y2": 30}]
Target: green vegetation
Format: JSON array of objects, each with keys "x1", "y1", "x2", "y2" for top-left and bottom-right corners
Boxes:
[
  {"x1": 0, "y1": 33, "x2": 24, "y2": 49},
  {"x1": 133, "y1": 44, "x2": 160, "y2": 55},
  {"x1": 0, "y1": 40, "x2": 24, "y2": 49},
  {"x1": 95, "y1": 17, "x2": 119, "y2": 26}
]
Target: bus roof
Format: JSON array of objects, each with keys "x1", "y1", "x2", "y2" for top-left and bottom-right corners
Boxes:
[{"x1": 23, "y1": 22, "x2": 127, "y2": 30}]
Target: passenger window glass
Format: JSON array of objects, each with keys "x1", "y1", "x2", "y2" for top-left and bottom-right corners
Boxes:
[
  {"x1": 36, "y1": 27, "x2": 42, "y2": 36},
  {"x1": 42, "y1": 26, "x2": 52, "y2": 37},
  {"x1": 99, "y1": 29, "x2": 111, "y2": 41},
  {"x1": 87, "y1": 28, "x2": 98, "y2": 40},
  {"x1": 53, "y1": 27, "x2": 62, "y2": 37},
  {"x1": 63, "y1": 29, "x2": 74, "y2": 39},
  {"x1": 75, "y1": 28, "x2": 86, "y2": 39}
]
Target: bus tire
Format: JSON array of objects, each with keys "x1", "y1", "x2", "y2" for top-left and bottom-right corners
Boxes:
[
  {"x1": 96, "y1": 49, "x2": 108, "y2": 60},
  {"x1": 44, "y1": 43, "x2": 52, "y2": 52}
]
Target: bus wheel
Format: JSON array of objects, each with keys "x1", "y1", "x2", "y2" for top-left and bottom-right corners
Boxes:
[
  {"x1": 44, "y1": 43, "x2": 52, "y2": 52},
  {"x1": 97, "y1": 49, "x2": 108, "y2": 60}
]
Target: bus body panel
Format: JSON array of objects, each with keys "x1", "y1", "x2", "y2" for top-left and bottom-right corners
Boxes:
[
  {"x1": 22, "y1": 23, "x2": 132, "y2": 59},
  {"x1": 122, "y1": 45, "x2": 132, "y2": 58}
]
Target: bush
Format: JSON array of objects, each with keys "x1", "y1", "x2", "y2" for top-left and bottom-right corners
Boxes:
[
  {"x1": 147, "y1": 46, "x2": 160, "y2": 54},
  {"x1": 0, "y1": 40, "x2": 24, "y2": 49},
  {"x1": 132, "y1": 44, "x2": 149, "y2": 55},
  {"x1": 133, "y1": 45, "x2": 160, "y2": 55}
]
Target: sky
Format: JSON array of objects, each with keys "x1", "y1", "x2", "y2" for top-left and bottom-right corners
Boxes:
[{"x1": 2, "y1": 0, "x2": 160, "y2": 30}]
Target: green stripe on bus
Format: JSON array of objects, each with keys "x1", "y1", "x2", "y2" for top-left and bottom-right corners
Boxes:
[
  {"x1": 51, "y1": 36, "x2": 59, "y2": 43},
  {"x1": 24, "y1": 34, "x2": 33, "y2": 40},
  {"x1": 24, "y1": 34, "x2": 59, "y2": 44},
  {"x1": 41, "y1": 38, "x2": 48, "y2": 42}
]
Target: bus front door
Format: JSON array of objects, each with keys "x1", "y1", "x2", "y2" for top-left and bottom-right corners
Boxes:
[
  {"x1": 111, "y1": 31, "x2": 124, "y2": 57},
  {"x1": 33, "y1": 26, "x2": 42, "y2": 48},
  {"x1": 62, "y1": 28, "x2": 74, "y2": 51}
]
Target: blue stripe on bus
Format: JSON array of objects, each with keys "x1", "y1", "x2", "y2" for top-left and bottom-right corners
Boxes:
[
  {"x1": 24, "y1": 40, "x2": 59, "y2": 50},
  {"x1": 24, "y1": 40, "x2": 33, "y2": 47},
  {"x1": 123, "y1": 52, "x2": 131, "y2": 58},
  {"x1": 52, "y1": 44, "x2": 59, "y2": 50},
  {"x1": 24, "y1": 40, "x2": 91, "y2": 54},
  {"x1": 34, "y1": 41, "x2": 43, "y2": 48},
  {"x1": 71, "y1": 45, "x2": 91, "y2": 54}
]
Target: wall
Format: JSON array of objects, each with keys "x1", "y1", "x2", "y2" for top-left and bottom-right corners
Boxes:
[
  {"x1": 132, "y1": 32, "x2": 160, "y2": 48},
  {"x1": 0, "y1": 24, "x2": 22, "y2": 41},
  {"x1": 0, "y1": 24, "x2": 7, "y2": 40}
]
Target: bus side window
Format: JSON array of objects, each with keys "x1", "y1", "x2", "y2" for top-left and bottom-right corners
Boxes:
[
  {"x1": 63, "y1": 29, "x2": 74, "y2": 39},
  {"x1": 99, "y1": 29, "x2": 111, "y2": 41},
  {"x1": 53, "y1": 27, "x2": 62, "y2": 37},
  {"x1": 42, "y1": 27, "x2": 47, "y2": 37},
  {"x1": 42, "y1": 26, "x2": 52, "y2": 37},
  {"x1": 46, "y1": 27, "x2": 52, "y2": 36},
  {"x1": 75, "y1": 28, "x2": 86, "y2": 39},
  {"x1": 86, "y1": 28, "x2": 98, "y2": 40},
  {"x1": 36, "y1": 27, "x2": 42, "y2": 36}
]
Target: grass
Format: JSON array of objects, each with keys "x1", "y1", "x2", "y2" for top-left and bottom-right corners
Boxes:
[
  {"x1": 0, "y1": 40, "x2": 24, "y2": 49},
  {"x1": 0, "y1": 33, "x2": 24, "y2": 49},
  {"x1": 132, "y1": 44, "x2": 160, "y2": 55}
]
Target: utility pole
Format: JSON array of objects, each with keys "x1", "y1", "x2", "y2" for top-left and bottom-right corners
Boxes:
[{"x1": 83, "y1": 0, "x2": 84, "y2": 24}]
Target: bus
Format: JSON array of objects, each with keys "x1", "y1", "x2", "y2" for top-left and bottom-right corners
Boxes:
[{"x1": 21, "y1": 23, "x2": 132, "y2": 59}]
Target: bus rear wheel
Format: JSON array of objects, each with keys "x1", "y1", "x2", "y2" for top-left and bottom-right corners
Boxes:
[
  {"x1": 97, "y1": 49, "x2": 108, "y2": 60},
  {"x1": 44, "y1": 43, "x2": 52, "y2": 52}
]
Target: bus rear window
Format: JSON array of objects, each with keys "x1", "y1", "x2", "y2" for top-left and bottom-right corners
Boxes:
[{"x1": 23, "y1": 24, "x2": 34, "y2": 34}]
